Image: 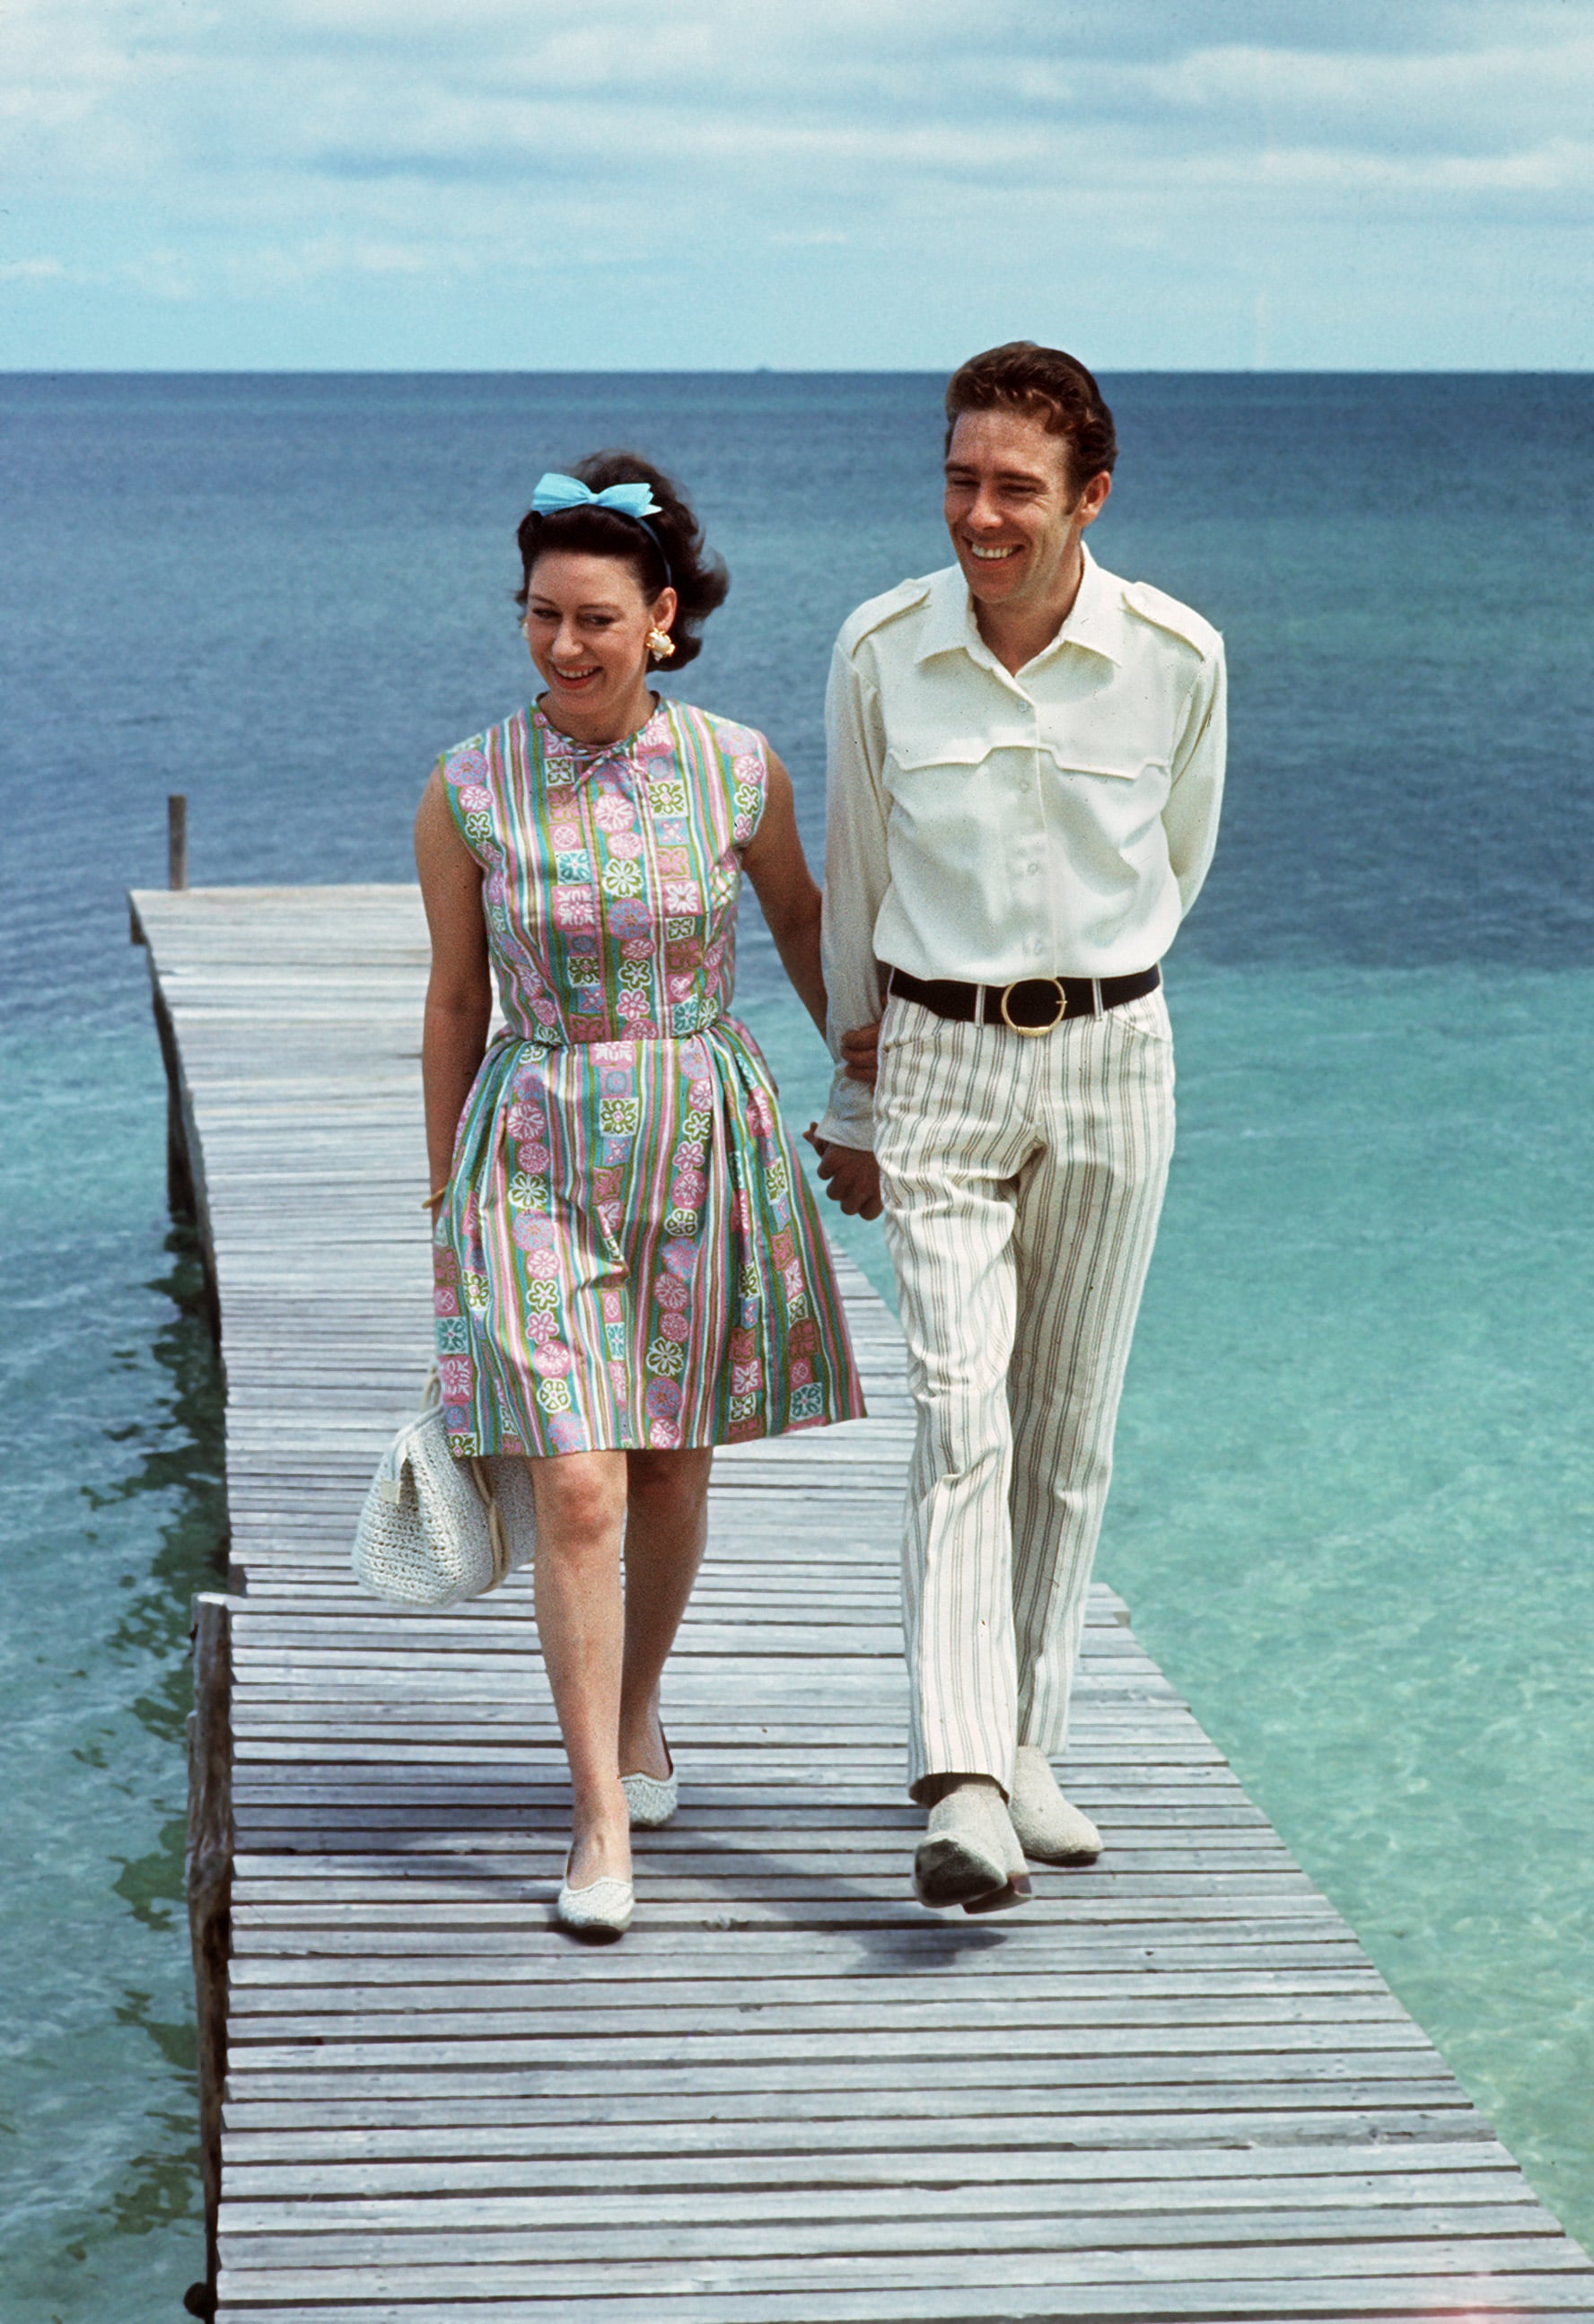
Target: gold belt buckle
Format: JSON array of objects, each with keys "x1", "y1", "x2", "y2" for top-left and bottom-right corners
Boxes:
[{"x1": 998, "y1": 976, "x2": 1068, "y2": 1036}]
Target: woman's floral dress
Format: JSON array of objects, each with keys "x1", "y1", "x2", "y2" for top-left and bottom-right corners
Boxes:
[{"x1": 434, "y1": 696, "x2": 865, "y2": 1455}]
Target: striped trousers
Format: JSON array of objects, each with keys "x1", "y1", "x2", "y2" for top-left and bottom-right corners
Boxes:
[{"x1": 873, "y1": 986, "x2": 1176, "y2": 1800}]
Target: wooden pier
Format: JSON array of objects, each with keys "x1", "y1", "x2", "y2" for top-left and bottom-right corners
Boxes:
[{"x1": 133, "y1": 883, "x2": 1594, "y2": 2321}]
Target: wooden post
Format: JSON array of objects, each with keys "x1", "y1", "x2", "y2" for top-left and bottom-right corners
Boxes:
[
  {"x1": 187, "y1": 1593, "x2": 235, "y2": 2318},
  {"x1": 150, "y1": 974, "x2": 202, "y2": 1235},
  {"x1": 169, "y1": 793, "x2": 188, "y2": 891}
]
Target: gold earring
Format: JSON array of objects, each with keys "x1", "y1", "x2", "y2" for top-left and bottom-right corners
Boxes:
[{"x1": 646, "y1": 625, "x2": 675, "y2": 660}]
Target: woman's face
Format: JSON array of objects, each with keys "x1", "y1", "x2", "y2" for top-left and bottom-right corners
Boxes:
[{"x1": 521, "y1": 550, "x2": 676, "y2": 738}]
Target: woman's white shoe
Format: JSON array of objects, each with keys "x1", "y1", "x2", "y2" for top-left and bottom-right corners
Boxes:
[
  {"x1": 621, "y1": 1765, "x2": 678, "y2": 1829},
  {"x1": 555, "y1": 1855, "x2": 634, "y2": 1938}
]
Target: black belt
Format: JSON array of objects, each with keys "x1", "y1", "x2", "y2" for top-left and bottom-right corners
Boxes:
[{"x1": 887, "y1": 964, "x2": 1160, "y2": 1036}]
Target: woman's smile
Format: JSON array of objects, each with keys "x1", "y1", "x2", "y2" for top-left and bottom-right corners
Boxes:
[{"x1": 521, "y1": 548, "x2": 676, "y2": 743}]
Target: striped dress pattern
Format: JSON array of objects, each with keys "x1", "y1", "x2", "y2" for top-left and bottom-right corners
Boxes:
[{"x1": 434, "y1": 697, "x2": 865, "y2": 1457}]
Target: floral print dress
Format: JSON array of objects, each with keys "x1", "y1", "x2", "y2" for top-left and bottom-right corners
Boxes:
[{"x1": 433, "y1": 696, "x2": 865, "y2": 1456}]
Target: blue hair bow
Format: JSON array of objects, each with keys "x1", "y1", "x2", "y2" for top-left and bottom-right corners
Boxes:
[{"x1": 530, "y1": 473, "x2": 662, "y2": 520}]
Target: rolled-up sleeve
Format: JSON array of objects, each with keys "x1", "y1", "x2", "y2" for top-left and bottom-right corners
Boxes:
[
  {"x1": 1162, "y1": 640, "x2": 1227, "y2": 920},
  {"x1": 817, "y1": 641, "x2": 891, "y2": 1150}
]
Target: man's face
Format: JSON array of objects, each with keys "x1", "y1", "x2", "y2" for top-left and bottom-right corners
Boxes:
[{"x1": 942, "y1": 406, "x2": 1108, "y2": 615}]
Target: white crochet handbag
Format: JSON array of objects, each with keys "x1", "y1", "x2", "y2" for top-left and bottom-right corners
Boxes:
[{"x1": 351, "y1": 1372, "x2": 537, "y2": 1607}]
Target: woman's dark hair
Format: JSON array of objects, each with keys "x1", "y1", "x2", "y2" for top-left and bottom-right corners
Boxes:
[
  {"x1": 944, "y1": 342, "x2": 1117, "y2": 494},
  {"x1": 514, "y1": 450, "x2": 729, "y2": 669}
]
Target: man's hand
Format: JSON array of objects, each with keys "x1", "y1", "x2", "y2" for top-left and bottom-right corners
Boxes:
[
  {"x1": 840, "y1": 1022, "x2": 880, "y2": 1087},
  {"x1": 804, "y1": 1126, "x2": 884, "y2": 1219}
]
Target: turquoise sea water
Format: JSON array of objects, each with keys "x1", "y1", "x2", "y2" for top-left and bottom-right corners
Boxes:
[
  {"x1": 2, "y1": 372, "x2": 1592, "y2": 2312},
  {"x1": 1114, "y1": 964, "x2": 1594, "y2": 2234}
]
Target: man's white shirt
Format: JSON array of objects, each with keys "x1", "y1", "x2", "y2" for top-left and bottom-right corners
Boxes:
[{"x1": 818, "y1": 545, "x2": 1227, "y2": 1150}]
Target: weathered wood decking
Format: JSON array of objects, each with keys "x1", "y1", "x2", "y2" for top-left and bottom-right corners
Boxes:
[{"x1": 133, "y1": 883, "x2": 1594, "y2": 2321}]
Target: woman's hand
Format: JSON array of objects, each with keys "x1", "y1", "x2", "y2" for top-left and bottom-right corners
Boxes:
[{"x1": 415, "y1": 770, "x2": 492, "y2": 1197}]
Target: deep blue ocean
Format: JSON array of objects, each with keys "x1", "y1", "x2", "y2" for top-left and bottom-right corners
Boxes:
[{"x1": 2, "y1": 371, "x2": 1592, "y2": 2316}]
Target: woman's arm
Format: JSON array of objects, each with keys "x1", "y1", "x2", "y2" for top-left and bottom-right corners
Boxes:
[
  {"x1": 415, "y1": 769, "x2": 492, "y2": 1195},
  {"x1": 739, "y1": 750, "x2": 828, "y2": 1039}
]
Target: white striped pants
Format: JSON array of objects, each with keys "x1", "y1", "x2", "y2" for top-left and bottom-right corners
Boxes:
[{"x1": 873, "y1": 987, "x2": 1176, "y2": 1800}]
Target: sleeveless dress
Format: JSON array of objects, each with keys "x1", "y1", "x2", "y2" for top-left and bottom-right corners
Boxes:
[{"x1": 432, "y1": 695, "x2": 866, "y2": 1457}]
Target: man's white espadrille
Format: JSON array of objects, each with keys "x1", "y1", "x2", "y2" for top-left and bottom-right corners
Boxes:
[
  {"x1": 555, "y1": 1857, "x2": 634, "y2": 1939},
  {"x1": 1009, "y1": 1744, "x2": 1102, "y2": 1865},
  {"x1": 913, "y1": 1779, "x2": 1030, "y2": 1911}
]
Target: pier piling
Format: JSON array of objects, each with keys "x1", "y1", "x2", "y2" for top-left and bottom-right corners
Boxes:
[{"x1": 169, "y1": 791, "x2": 188, "y2": 891}]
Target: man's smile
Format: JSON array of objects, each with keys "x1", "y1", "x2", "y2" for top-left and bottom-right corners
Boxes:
[{"x1": 967, "y1": 543, "x2": 1020, "y2": 561}]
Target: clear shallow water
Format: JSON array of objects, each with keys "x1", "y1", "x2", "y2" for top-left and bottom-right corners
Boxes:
[
  {"x1": 2, "y1": 372, "x2": 1592, "y2": 2311},
  {"x1": 1111, "y1": 963, "x2": 1594, "y2": 2238},
  {"x1": 0, "y1": 1027, "x2": 225, "y2": 2317}
]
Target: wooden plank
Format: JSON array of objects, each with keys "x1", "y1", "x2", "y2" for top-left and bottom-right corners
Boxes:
[
  {"x1": 129, "y1": 886, "x2": 1594, "y2": 2324},
  {"x1": 215, "y1": 2290, "x2": 1594, "y2": 2322},
  {"x1": 220, "y1": 2147, "x2": 1530, "y2": 2198},
  {"x1": 217, "y1": 2215, "x2": 1577, "y2": 2268}
]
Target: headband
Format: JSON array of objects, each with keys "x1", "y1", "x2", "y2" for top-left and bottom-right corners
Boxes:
[{"x1": 529, "y1": 472, "x2": 671, "y2": 582}]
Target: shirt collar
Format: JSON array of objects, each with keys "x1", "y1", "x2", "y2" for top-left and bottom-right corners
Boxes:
[{"x1": 915, "y1": 543, "x2": 1125, "y2": 672}]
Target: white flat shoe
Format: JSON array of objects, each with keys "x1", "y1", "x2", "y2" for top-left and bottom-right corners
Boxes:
[
  {"x1": 621, "y1": 1769, "x2": 678, "y2": 1828},
  {"x1": 555, "y1": 1855, "x2": 634, "y2": 1938},
  {"x1": 1009, "y1": 1744, "x2": 1102, "y2": 1865},
  {"x1": 621, "y1": 1748, "x2": 678, "y2": 1829}
]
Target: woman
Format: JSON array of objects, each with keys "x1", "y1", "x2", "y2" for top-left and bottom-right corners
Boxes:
[{"x1": 416, "y1": 452, "x2": 864, "y2": 1938}]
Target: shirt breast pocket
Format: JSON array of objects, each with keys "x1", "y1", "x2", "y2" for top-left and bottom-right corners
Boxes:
[
  {"x1": 1040, "y1": 743, "x2": 1169, "y2": 808},
  {"x1": 884, "y1": 738, "x2": 1012, "y2": 860},
  {"x1": 886, "y1": 735, "x2": 999, "y2": 778},
  {"x1": 1036, "y1": 698, "x2": 1169, "y2": 790}
]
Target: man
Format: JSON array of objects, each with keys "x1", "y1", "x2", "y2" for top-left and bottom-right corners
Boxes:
[{"x1": 815, "y1": 342, "x2": 1225, "y2": 1913}]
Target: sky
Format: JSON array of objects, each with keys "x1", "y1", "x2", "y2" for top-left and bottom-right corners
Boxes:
[{"x1": 4, "y1": 0, "x2": 1591, "y2": 371}]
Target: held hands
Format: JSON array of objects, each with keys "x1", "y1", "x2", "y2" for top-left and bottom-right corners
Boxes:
[
  {"x1": 798, "y1": 1018, "x2": 883, "y2": 1217},
  {"x1": 802, "y1": 1124, "x2": 884, "y2": 1220}
]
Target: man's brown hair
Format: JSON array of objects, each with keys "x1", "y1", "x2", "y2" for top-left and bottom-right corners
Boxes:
[{"x1": 944, "y1": 341, "x2": 1117, "y2": 494}]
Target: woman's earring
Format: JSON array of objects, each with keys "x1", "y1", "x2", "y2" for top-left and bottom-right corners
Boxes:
[{"x1": 646, "y1": 625, "x2": 676, "y2": 660}]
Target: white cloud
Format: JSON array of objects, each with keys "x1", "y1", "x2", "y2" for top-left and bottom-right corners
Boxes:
[
  {"x1": 1085, "y1": 34, "x2": 1594, "y2": 157},
  {"x1": 218, "y1": 235, "x2": 440, "y2": 293},
  {"x1": 123, "y1": 246, "x2": 200, "y2": 301}
]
